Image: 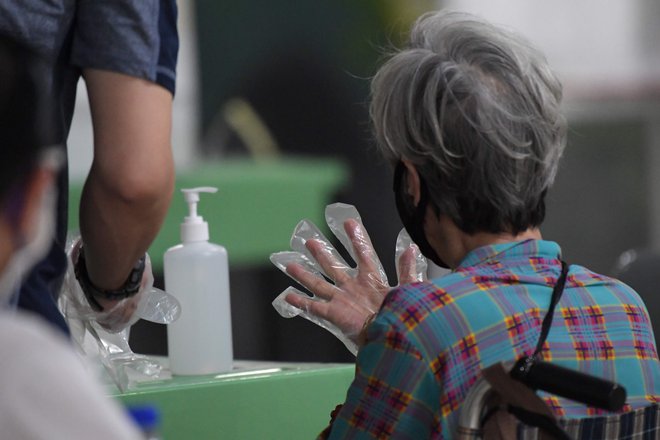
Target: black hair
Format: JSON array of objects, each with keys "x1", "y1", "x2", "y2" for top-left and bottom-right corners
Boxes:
[{"x1": 0, "y1": 34, "x2": 55, "y2": 205}]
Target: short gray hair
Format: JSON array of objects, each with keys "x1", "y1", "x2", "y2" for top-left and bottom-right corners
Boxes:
[{"x1": 371, "y1": 11, "x2": 566, "y2": 234}]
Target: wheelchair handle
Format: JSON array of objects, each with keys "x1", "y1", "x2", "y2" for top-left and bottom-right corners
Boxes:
[{"x1": 511, "y1": 359, "x2": 627, "y2": 412}]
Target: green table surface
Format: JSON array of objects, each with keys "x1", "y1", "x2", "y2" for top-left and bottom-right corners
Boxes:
[
  {"x1": 68, "y1": 157, "x2": 349, "y2": 271},
  {"x1": 114, "y1": 360, "x2": 354, "y2": 439}
]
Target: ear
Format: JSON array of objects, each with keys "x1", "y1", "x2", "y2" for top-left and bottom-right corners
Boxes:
[
  {"x1": 402, "y1": 159, "x2": 422, "y2": 206},
  {"x1": 16, "y1": 168, "x2": 54, "y2": 241}
]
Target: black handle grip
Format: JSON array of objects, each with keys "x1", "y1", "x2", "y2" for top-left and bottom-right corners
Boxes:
[{"x1": 511, "y1": 360, "x2": 626, "y2": 412}]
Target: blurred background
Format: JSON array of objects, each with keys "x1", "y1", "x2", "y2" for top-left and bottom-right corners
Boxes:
[{"x1": 66, "y1": 0, "x2": 660, "y2": 362}]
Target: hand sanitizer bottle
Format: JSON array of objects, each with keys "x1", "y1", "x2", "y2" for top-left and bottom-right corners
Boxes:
[{"x1": 165, "y1": 187, "x2": 233, "y2": 375}]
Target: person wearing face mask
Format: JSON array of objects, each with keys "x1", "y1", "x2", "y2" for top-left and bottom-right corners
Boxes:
[
  {"x1": 281, "y1": 11, "x2": 660, "y2": 439},
  {"x1": 0, "y1": 36, "x2": 143, "y2": 439}
]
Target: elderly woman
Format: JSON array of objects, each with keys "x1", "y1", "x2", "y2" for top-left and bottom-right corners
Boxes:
[{"x1": 282, "y1": 10, "x2": 660, "y2": 439}]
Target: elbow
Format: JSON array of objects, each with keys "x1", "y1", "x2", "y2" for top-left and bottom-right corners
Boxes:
[
  {"x1": 120, "y1": 164, "x2": 174, "y2": 213},
  {"x1": 121, "y1": 168, "x2": 175, "y2": 212},
  {"x1": 92, "y1": 152, "x2": 175, "y2": 214}
]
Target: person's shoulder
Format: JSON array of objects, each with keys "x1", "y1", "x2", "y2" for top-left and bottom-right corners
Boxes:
[
  {"x1": 0, "y1": 312, "x2": 142, "y2": 439},
  {"x1": 569, "y1": 263, "x2": 638, "y2": 292},
  {"x1": 382, "y1": 271, "x2": 471, "y2": 312},
  {"x1": 0, "y1": 311, "x2": 70, "y2": 355},
  {"x1": 377, "y1": 274, "x2": 470, "y2": 344},
  {"x1": 381, "y1": 281, "x2": 436, "y2": 316},
  {"x1": 568, "y1": 263, "x2": 648, "y2": 306},
  {"x1": 367, "y1": 276, "x2": 473, "y2": 362},
  {"x1": 72, "y1": 0, "x2": 179, "y2": 93},
  {"x1": 0, "y1": 311, "x2": 88, "y2": 390}
]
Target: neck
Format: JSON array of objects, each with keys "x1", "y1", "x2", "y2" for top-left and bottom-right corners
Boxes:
[
  {"x1": 462, "y1": 228, "x2": 542, "y2": 252},
  {"x1": 428, "y1": 214, "x2": 542, "y2": 268}
]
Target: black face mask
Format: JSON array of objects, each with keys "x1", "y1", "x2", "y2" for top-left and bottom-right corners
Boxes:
[{"x1": 393, "y1": 161, "x2": 449, "y2": 269}]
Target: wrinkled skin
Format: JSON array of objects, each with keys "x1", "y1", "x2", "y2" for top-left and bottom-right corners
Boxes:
[{"x1": 285, "y1": 218, "x2": 423, "y2": 344}]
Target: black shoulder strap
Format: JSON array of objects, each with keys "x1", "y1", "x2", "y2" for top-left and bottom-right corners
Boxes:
[
  {"x1": 533, "y1": 260, "x2": 569, "y2": 358},
  {"x1": 514, "y1": 261, "x2": 570, "y2": 378},
  {"x1": 506, "y1": 261, "x2": 572, "y2": 438}
]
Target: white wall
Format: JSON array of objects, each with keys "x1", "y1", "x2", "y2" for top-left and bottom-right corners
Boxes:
[{"x1": 440, "y1": 1, "x2": 660, "y2": 101}]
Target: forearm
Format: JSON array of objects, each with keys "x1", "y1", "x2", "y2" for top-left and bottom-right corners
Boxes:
[{"x1": 79, "y1": 159, "x2": 173, "y2": 289}]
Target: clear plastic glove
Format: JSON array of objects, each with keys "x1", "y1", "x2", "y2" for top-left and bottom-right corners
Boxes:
[
  {"x1": 59, "y1": 237, "x2": 181, "y2": 391},
  {"x1": 61, "y1": 239, "x2": 180, "y2": 332},
  {"x1": 68, "y1": 320, "x2": 166, "y2": 392},
  {"x1": 270, "y1": 203, "x2": 427, "y2": 355}
]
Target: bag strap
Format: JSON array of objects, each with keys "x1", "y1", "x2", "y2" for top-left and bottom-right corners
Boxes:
[
  {"x1": 534, "y1": 260, "x2": 569, "y2": 357},
  {"x1": 500, "y1": 261, "x2": 571, "y2": 439},
  {"x1": 515, "y1": 261, "x2": 569, "y2": 377}
]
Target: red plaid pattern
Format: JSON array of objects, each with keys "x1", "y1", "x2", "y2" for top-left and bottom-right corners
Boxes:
[{"x1": 324, "y1": 240, "x2": 660, "y2": 440}]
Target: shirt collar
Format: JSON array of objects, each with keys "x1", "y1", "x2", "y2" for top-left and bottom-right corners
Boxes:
[{"x1": 455, "y1": 239, "x2": 562, "y2": 270}]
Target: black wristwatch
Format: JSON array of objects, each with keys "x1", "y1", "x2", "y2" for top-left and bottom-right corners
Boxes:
[{"x1": 74, "y1": 246, "x2": 146, "y2": 311}]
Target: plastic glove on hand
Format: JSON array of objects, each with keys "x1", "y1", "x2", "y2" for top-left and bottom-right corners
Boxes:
[
  {"x1": 59, "y1": 237, "x2": 180, "y2": 391},
  {"x1": 271, "y1": 203, "x2": 427, "y2": 355},
  {"x1": 61, "y1": 238, "x2": 180, "y2": 333}
]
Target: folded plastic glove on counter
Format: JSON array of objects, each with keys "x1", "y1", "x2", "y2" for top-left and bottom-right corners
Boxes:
[
  {"x1": 270, "y1": 203, "x2": 427, "y2": 356},
  {"x1": 58, "y1": 237, "x2": 181, "y2": 391}
]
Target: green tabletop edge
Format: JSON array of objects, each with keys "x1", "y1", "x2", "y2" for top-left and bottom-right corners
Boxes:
[{"x1": 115, "y1": 362, "x2": 355, "y2": 439}]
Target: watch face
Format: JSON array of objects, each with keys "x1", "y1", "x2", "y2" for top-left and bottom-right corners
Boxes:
[
  {"x1": 125, "y1": 255, "x2": 146, "y2": 291},
  {"x1": 104, "y1": 255, "x2": 146, "y2": 298}
]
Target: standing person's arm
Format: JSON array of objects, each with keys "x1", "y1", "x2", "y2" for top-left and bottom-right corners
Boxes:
[{"x1": 79, "y1": 69, "x2": 174, "y2": 306}]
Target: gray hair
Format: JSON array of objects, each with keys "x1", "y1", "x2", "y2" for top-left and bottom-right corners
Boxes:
[{"x1": 371, "y1": 11, "x2": 566, "y2": 234}]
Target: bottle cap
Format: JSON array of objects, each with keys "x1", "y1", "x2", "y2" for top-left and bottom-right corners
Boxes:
[
  {"x1": 180, "y1": 187, "x2": 217, "y2": 243},
  {"x1": 126, "y1": 404, "x2": 160, "y2": 432}
]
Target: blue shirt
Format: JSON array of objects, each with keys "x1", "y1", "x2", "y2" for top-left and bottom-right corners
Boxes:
[{"x1": 0, "y1": 0, "x2": 179, "y2": 334}]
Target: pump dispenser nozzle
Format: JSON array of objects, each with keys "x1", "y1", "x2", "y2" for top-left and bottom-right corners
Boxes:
[{"x1": 180, "y1": 187, "x2": 217, "y2": 243}]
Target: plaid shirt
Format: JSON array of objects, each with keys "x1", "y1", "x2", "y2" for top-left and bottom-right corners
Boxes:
[{"x1": 327, "y1": 240, "x2": 660, "y2": 439}]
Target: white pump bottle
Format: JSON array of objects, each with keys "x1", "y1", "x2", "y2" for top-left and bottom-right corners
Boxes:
[{"x1": 165, "y1": 187, "x2": 233, "y2": 375}]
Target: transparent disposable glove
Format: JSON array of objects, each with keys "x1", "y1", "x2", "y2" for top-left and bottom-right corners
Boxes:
[
  {"x1": 59, "y1": 237, "x2": 181, "y2": 391},
  {"x1": 270, "y1": 203, "x2": 427, "y2": 355}
]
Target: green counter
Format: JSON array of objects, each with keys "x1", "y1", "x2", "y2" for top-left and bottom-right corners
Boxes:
[
  {"x1": 69, "y1": 158, "x2": 349, "y2": 271},
  {"x1": 114, "y1": 361, "x2": 354, "y2": 439}
]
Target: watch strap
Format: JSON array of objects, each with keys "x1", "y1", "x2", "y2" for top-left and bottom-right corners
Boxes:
[{"x1": 74, "y1": 246, "x2": 146, "y2": 312}]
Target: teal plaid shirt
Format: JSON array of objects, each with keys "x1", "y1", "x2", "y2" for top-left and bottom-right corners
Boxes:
[{"x1": 327, "y1": 240, "x2": 660, "y2": 439}]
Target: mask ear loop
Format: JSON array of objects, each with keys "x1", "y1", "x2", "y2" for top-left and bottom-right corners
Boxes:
[
  {"x1": 393, "y1": 161, "x2": 433, "y2": 222},
  {"x1": 393, "y1": 161, "x2": 425, "y2": 220},
  {"x1": 393, "y1": 160, "x2": 448, "y2": 268}
]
